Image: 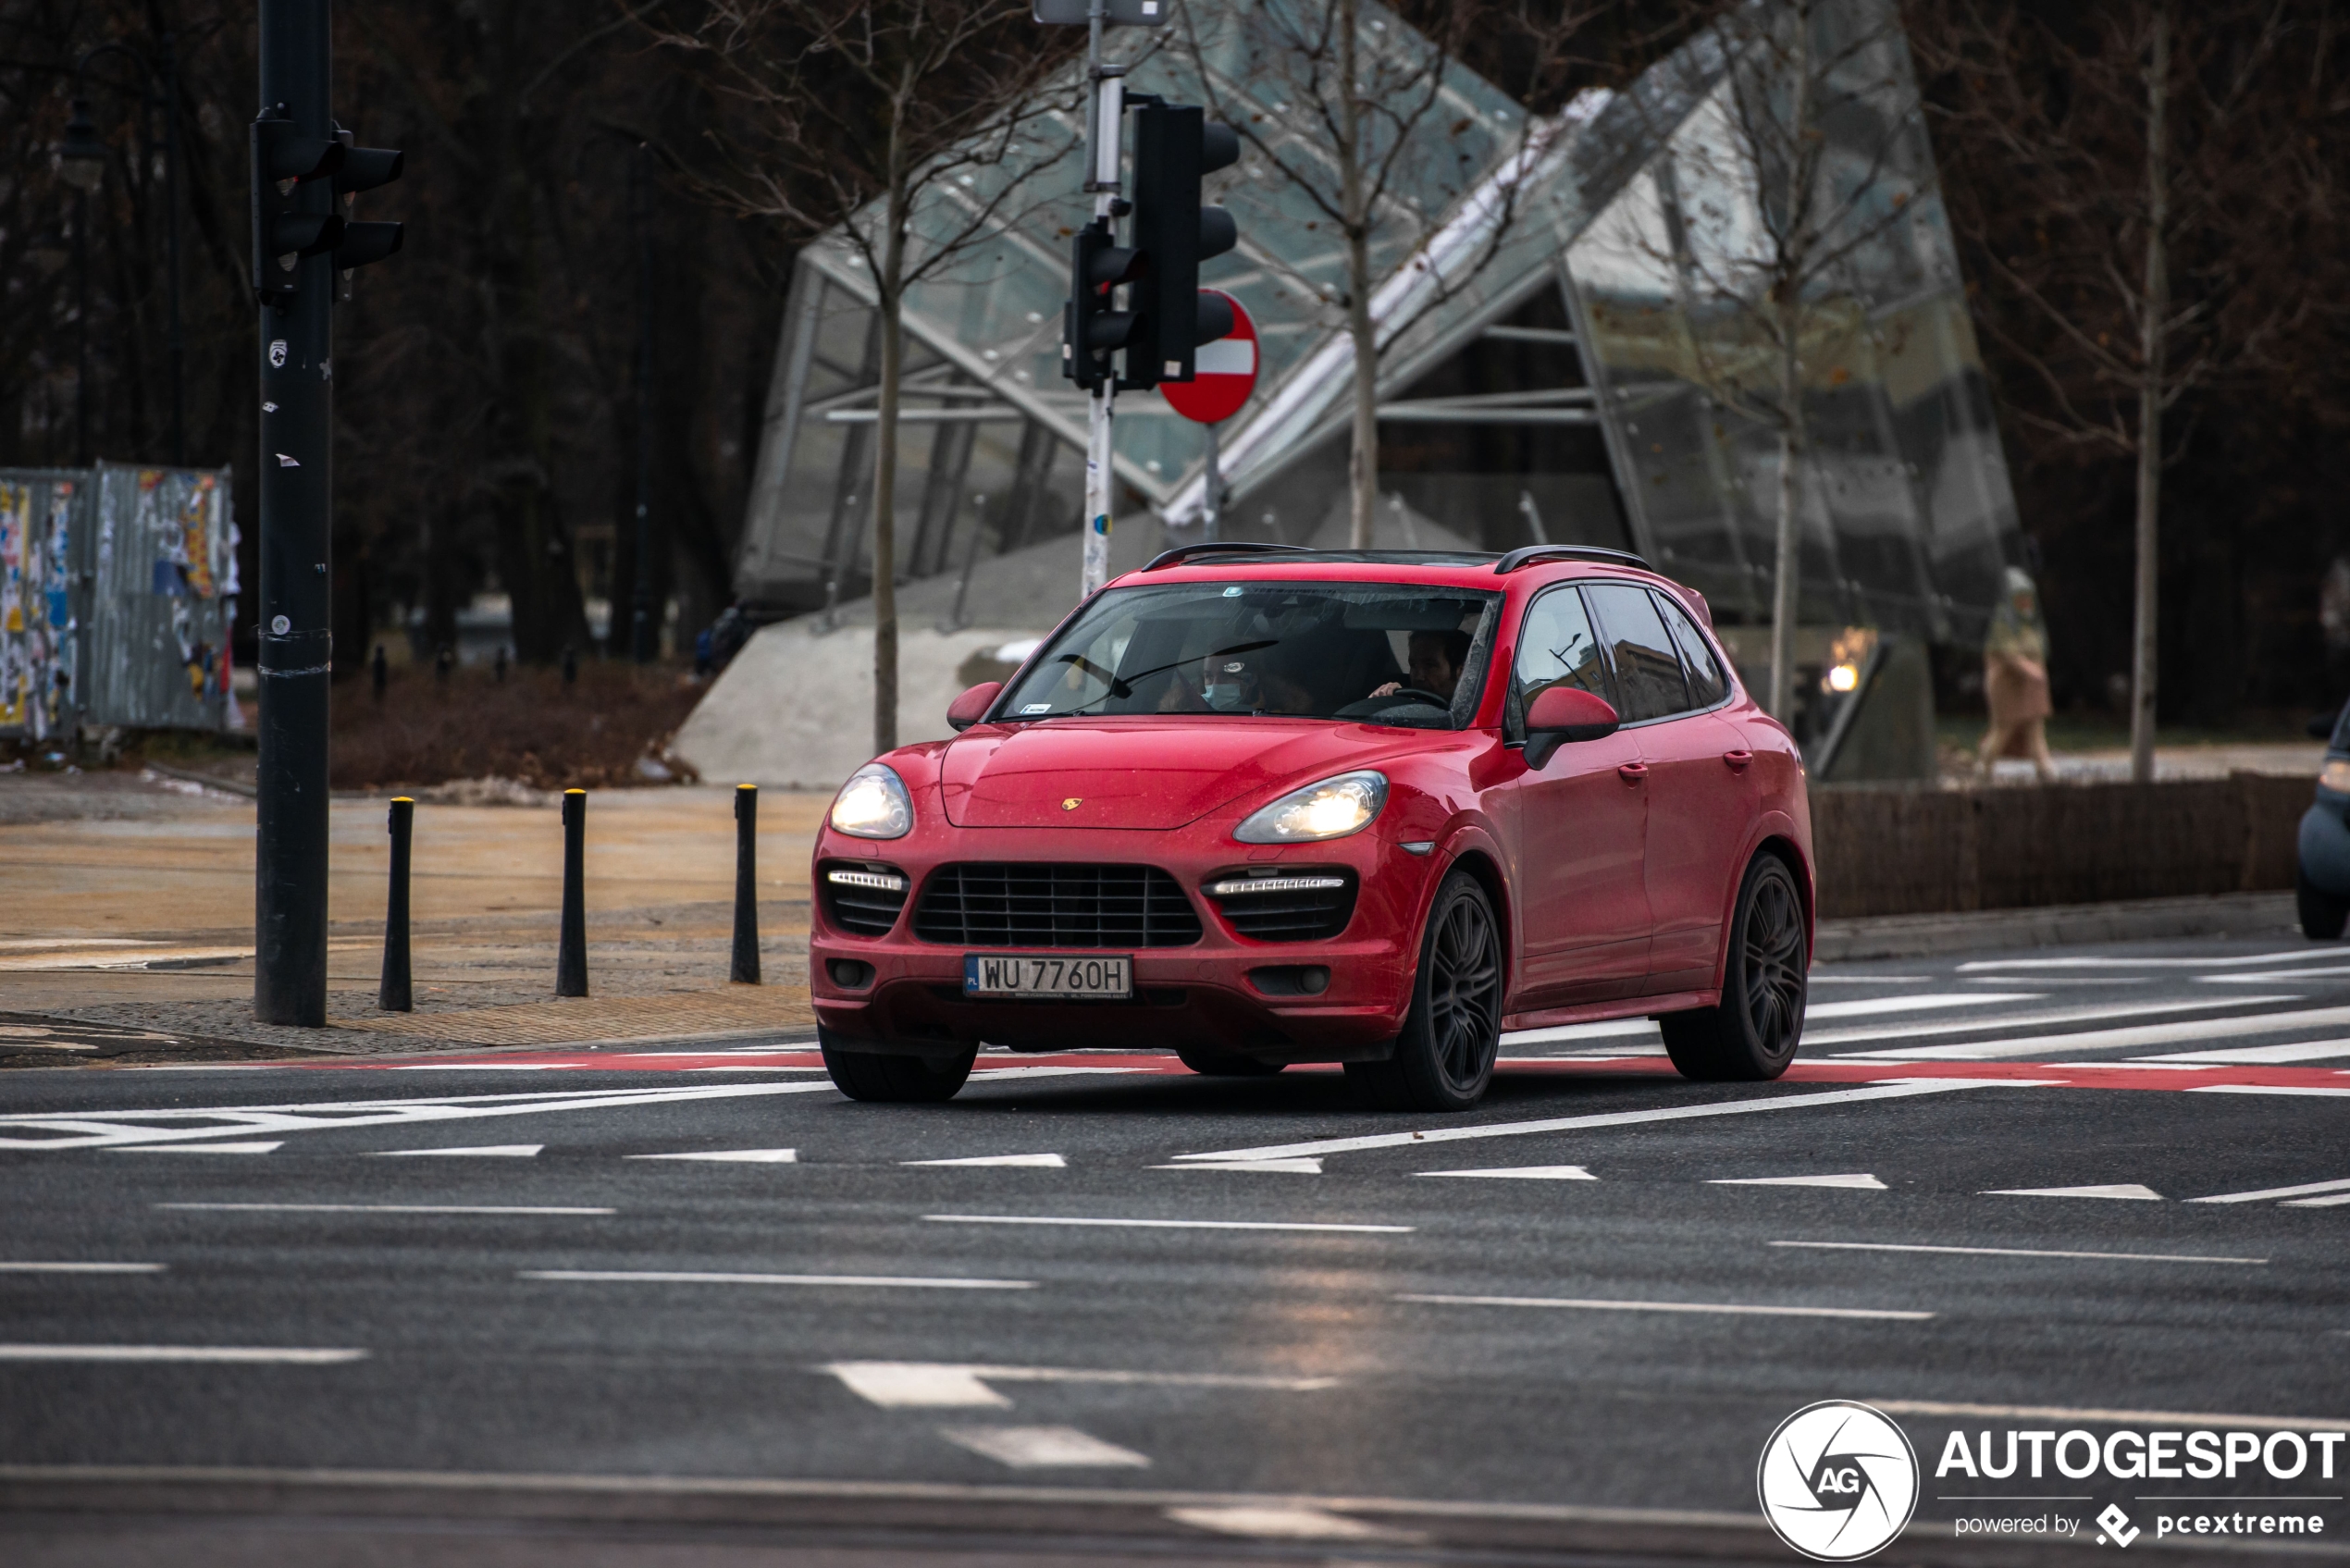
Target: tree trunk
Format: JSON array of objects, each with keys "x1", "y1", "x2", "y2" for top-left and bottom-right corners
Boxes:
[
  {"x1": 1340, "y1": 0, "x2": 1377, "y2": 550},
  {"x1": 2130, "y1": 5, "x2": 2171, "y2": 785},
  {"x1": 871, "y1": 160, "x2": 910, "y2": 756},
  {"x1": 1768, "y1": 342, "x2": 1805, "y2": 723}
]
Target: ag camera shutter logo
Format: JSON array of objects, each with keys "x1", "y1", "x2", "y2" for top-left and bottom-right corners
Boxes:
[{"x1": 1758, "y1": 1401, "x2": 1920, "y2": 1561}]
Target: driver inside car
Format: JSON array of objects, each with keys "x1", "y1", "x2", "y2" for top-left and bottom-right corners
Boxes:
[{"x1": 1367, "y1": 628, "x2": 1472, "y2": 705}]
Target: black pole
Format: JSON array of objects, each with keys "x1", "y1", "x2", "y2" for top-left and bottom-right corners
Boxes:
[
  {"x1": 630, "y1": 144, "x2": 656, "y2": 664},
  {"x1": 74, "y1": 184, "x2": 90, "y2": 467},
  {"x1": 378, "y1": 796, "x2": 412, "y2": 1011},
  {"x1": 731, "y1": 784, "x2": 760, "y2": 984},
  {"x1": 557, "y1": 788, "x2": 588, "y2": 996},
  {"x1": 254, "y1": 0, "x2": 335, "y2": 1026},
  {"x1": 164, "y1": 32, "x2": 185, "y2": 466}
]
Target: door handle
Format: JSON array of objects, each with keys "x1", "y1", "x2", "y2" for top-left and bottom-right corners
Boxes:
[
  {"x1": 1616, "y1": 761, "x2": 1649, "y2": 784},
  {"x1": 1723, "y1": 748, "x2": 1753, "y2": 771}
]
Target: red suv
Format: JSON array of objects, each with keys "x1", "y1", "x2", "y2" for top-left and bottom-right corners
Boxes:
[{"x1": 808, "y1": 544, "x2": 1812, "y2": 1111}]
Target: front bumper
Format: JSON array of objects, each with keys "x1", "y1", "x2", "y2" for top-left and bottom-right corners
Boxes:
[{"x1": 807, "y1": 821, "x2": 1441, "y2": 1063}]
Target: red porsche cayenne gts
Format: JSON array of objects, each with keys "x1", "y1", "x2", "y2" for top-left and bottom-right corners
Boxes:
[{"x1": 808, "y1": 543, "x2": 1812, "y2": 1112}]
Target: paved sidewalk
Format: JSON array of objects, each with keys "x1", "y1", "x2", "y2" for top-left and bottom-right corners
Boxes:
[{"x1": 0, "y1": 774, "x2": 829, "y2": 1065}]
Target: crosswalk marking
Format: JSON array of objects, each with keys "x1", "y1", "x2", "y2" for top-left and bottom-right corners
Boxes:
[
  {"x1": 627, "y1": 1148, "x2": 798, "y2": 1163},
  {"x1": 937, "y1": 1425, "x2": 1150, "y2": 1468},
  {"x1": 521, "y1": 1270, "x2": 1033, "y2": 1290},
  {"x1": 115, "y1": 1142, "x2": 282, "y2": 1154},
  {"x1": 1769, "y1": 1241, "x2": 2264, "y2": 1265},
  {"x1": 1804, "y1": 993, "x2": 2039, "y2": 1019},
  {"x1": 374, "y1": 1143, "x2": 541, "y2": 1158},
  {"x1": 905, "y1": 1153, "x2": 1067, "y2": 1168},
  {"x1": 822, "y1": 1361, "x2": 1337, "y2": 1409},
  {"x1": 1958, "y1": 950, "x2": 2348, "y2": 970},
  {"x1": 1837, "y1": 1005, "x2": 2350, "y2": 1061},
  {"x1": 1418, "y1": 1165, "x2": 1596, "y2": 1180},
  {"x1": 1804, "y1": 995, "x2": 2293, "y2": 1048},
  {"x1": 0, "y1": 1344, "x2": 365, "y2": 1364},
  {"x1": 1982, "y1": 1183, "x2": 2163, "y2": 1201},
  {"x1": 1710, "y1": 1173, "x2": 1887, "y2": 1190},
  {"x1": 1152, "y1": 1158, "x2": 1323, "y2": 1174},
  {"x1": 2185, "y1": 1176, "x2": 2350, "y2": 1204},
  {"x1": 1397, "y1": 1292, "x2": 1933, "y2": 1321},
  {"x1": 2143, "y1": 1041, "x2": 2350, "y2": 1065}
]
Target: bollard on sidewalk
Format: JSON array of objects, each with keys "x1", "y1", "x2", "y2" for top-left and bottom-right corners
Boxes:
[
  {"x1": 378, "y1": 796, "x2": 414, "y2": 1012},
  {"x1": 557, "y1": 788, "x2": 588, "y2": 997},
  {"x1": 731, "y1": 784, "x2": 761, "y2": 984}
]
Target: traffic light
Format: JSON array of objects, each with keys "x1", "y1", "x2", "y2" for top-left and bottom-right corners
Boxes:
[
  {"x1": 251, "y1": 105, "x2": 344, "y2": 301},
  {"x1": 329, "y1": 123, "x2": 403, "y2": 300},
  {"x1": 1129, "y1": 102, "x2": 1240, "y2": 389},
  {"x1": 1063, "y1": 216, "x2": 1146, "y2": 391}
]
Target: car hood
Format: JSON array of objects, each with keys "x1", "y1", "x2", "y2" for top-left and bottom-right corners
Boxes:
[{"x1": 940, "y1": 719, "x2": 1396, "y2": 830}]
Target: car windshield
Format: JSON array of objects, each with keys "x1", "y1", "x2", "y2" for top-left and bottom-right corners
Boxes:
[{"x1": 996, "y1": 581, "x2": 1503, "y2": 730}]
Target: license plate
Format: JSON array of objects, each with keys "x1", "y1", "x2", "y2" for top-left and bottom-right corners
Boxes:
[{"x1": 963, "y1": 953, "x2": 1132, "y2": 999}]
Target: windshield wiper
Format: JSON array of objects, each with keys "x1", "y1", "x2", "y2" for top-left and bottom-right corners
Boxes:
[{"x1": 1055, "y1": 638, "x2": 1277, "y2": 703}]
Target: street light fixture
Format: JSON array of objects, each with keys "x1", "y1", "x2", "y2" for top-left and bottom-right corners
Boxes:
[{"x1": 56, "y1": 100, "x2": 107, "y2": 191}]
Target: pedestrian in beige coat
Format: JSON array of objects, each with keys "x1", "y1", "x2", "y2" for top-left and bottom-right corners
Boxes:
[{"x1": 1980, "y1": 566, "x2": 2056, "y2": 783}]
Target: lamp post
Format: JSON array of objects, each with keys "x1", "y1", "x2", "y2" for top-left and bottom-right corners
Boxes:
[{"x1": 56, "y1": 36, "x2": 186, "y2": 467}]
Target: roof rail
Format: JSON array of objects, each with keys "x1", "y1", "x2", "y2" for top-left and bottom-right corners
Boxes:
[
  {"x1": 1492, "y1": 544, "x2": 1653, "y2": 575},
  {"x1": 1141, "y1": 541, "x2": 1319, "y2": 572}
]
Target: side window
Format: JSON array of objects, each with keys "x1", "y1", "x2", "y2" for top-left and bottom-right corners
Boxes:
[
  {"x1": 1512, "y1": 587, "x2": 1613, "y2": 727},
  {"x1": 1652, "y1": 590, "x2": 1729, "y2": 709},
  {"x1": 1585, "y1": 582, "x2": 1691, "y2": 722}
]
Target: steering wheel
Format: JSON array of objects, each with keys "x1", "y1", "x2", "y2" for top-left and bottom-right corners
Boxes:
[{"x1": 1378, "y1": 687, "x2": 1450, "y2": 708}]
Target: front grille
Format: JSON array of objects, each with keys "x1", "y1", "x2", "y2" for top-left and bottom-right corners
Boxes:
[
  {"x1": 1207, "y1": 870, "x2": 1358, "y2": 941},
  {"x1": 913, "y1": 863, "x2": 1202, "y2": 948},
  {"x1": 821, "y1": 862, "x2": 909, "y2": 937}
]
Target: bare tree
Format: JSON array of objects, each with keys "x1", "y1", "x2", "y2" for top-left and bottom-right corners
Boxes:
[
  {"x1": 1908, "y1": 1, "x2": 2320, "y2": 780},
  {"x1": 1602, "y1": 0, "x2": 1936, "y2": 722},
  {"x1": 1178, "y1": 0, "x2": 1600, "y2": 549},
  {"x1": 652, "y1": 1, "x2": 1072, "y2": 754}
]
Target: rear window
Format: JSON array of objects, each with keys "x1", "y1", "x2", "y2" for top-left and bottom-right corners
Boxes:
[{"x1": 995, "y1": 582, "x2": 1503, "y2": 729}]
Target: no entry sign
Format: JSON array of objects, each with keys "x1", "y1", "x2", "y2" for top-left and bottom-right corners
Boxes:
[{"x1": 1159, "y1": 291, "x2": 1256, "y2": 426}]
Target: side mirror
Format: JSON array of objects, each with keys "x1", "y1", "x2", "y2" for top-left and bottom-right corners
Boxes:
[
  {"x1": 1524, "y1": 685, "x2": 1619, "y2": 770},
  {"x1": 947, "y1": 681, "x2": 1002, "y2": 732},
  {"x1": 2311, "y1": 711, "x2": 2341, "y2": 741}
]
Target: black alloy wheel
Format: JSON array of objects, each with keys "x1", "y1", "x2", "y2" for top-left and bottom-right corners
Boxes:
[
  {"x1": 1659, "y1": 854, "x2": 1807, "y2": 1081},
  {"x1": 1347, "y1": 870, "x2": 1503, "y2": 1112},
  {"x1": 2299, "y1": 870, "x2": 2349, "y2": 941},
  {"x1": 820, "y1": 1028, "x2": 977, "y2": 1103}
]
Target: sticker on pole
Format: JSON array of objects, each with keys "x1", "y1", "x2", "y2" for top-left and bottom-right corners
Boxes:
[{"x1": 1160, "y1": 291, "x2": 1255, "y2": 426}]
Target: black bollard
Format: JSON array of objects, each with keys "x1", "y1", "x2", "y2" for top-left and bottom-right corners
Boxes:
[
  {"x1": 494, "y1": 645, "x2": 508, "y2": 684},
  {"x1": 371, "y1": 645, "x2": 388, "y2": 703},
  {"x1": 378, "y1": 796, "x2": 414, "y2": 1011},
  {"x1": 435, "y1": 645, "x2": 453, "y2": 684},
  {"x1": 562, "y1": 644, "x2": 578, "y2": 686},
  {"x1": 731, "y1": 784, "x2": 760, "y2": 984},
  {"x1": 557, "y1": 788, "x2": 588, "y2": 997}
]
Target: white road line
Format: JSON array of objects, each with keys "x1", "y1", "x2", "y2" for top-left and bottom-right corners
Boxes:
[
  {"x1": 2142, "y1": 1041, "x2": 2350, "y2": 1064},
  {"x1": 1959, "y1": 950, "x2": 2346, "y2": 970},
  {"x1": 2189, "y1": 1083, "x2": 2350, "y2": 1098},
  {"x1": 1151, "y1": 1158, "x2": 1323, "y2": 1174},
  {"x1": 0, "y1": 1262, "x2": 164, "y2": 1274},
  {"x1": 1174, "y1": 1080, "x2": 2002, "y2": 1165},
  {"x1": 1805, "y1": 993, "x2": 2039, "y2": 1019},
  {"x1": 923, "y1": 1215, "x2": 1411, "y2": 1234},
  {"x1": 1837, "y1": 1005, "x2": 2350, "y2": 1061},
  {"x1": 1501, "y1": 1020, "x2": 1654, "y2": 1045},
  {"x1": 0, "y1": 1345, "x2": 365, "y2": 1364},
  {"x1": 520, "y1": 1270, "x2": 1033, "y2": 1290},
  {"x1": 1164, "y1": 1504, "x2": 1413, "y2": 1543},
  {"x1": 937, "y1": 1426, "x2": 1150, "y2": 1468},
  {"x1": 115, "y1": 1142, "x2": 282, "y2": 1154},
  {"x1": 1711, "y1": 1173, "x2": 1887, "y2": 1190},
  {"x1": 1808, "y1": 975, "x2": 1932, "y2": 984},
  {"x1": 1872, "y1": 1399, "x2": 2349, "y2": 1432},
  {"x1": 627, "y1": 1148, "x2": 798, "y2": 1163},
  {"x1": 1770, "y1": 1241, "x2": 2266, "y2": 1265},
  {"x1": 2201, "y1": 967, "x2": 2350, "y2": 982},
  {"x1": 1806, "y1": 995, "x2": 2294, "y2": 1048},
  {"x1": 1396, "y1": 1293, "x2": 1932, "y2": 1321},
  {"x1": 1418, "y1": 1165, "x2": 1595, "y2": 1181},
  {"x1": 157, "y1": 1203, "x2": 615, "y2": 1216},
  {"x1": 821, "y1": 1360, "x2": 1336, "y2": 1409},
  {"x1": 2186, "y1": 1177, "x2": 2350, "y2": 1204},
  {"x1": 0, "y1": 1080, "x2": 845, "y2": 1152},
  {"x1": 374, "y1": 1143, "x2": 542, "y2": 1158},
  {"x1": 1982, "y1": 1183, "x2": 2163, "y2": 1201},
  {"x1": 2283, "y1": 1192, "x2": 2350, "y2": 1208},
  {"x1": 904, "y1": 1154, "x2": 1067, "y2": 1168}
]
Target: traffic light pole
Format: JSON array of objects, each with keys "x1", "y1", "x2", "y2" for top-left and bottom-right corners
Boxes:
[
  {"x1": 254, "y1": 0, "x2": 334, "y2": 1026},
  {"x1": 1080, "y1": 6, "x2": 1121, "y2": 599}
]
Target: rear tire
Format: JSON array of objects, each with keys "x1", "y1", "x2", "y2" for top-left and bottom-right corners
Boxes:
[
  {"x1": 1176, "y1": 1049, "x2": 1285, "y2": 1077},
  {"x1": 820, "y1": 1028, "x2": 977, "y2": 1103},
  {"x1": 2300, "y1": 869, "x2": 2350, "y2": 941},
  {"x1": 1659, "y1": 855, "x2": 1807, "y2": 1081},
  {"x1": 1347, "y1": 870, "x2": 1503, "y2": 1112}
]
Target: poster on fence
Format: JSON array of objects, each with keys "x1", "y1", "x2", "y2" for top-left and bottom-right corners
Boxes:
[{"x1": 0, "y1": 471, "x2": 89, "y2": 741}]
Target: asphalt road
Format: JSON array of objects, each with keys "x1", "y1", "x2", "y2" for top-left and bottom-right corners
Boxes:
[{"x1": 3, "y1": 932, "x2": 2347, "y2": 1565}]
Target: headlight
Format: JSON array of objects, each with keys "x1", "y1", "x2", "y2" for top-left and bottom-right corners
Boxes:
[
  {"x1": 1234, "y1": 771, "x2": 1388, "y2": 844},
  {"x1": 2322, "y1": 759, "x2": 2350, "y2": 796},
  {"x1": 829, "y1": 763, "x2": 913, "y2": 839}
]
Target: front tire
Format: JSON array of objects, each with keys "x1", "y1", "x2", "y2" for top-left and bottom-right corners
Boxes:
[
  {"x1": 820, "y1": 1027, "x2": 977, "y2": 1103},
  {"x1": 1346, "y1": 870, "x2": 1503, "y2": 1112},
  {"x1": 2300, "y1": 869, "x2": 2349, "y2": 941},
  {"x1": 1659, "y1": 855, "x2": 1807, "y2": 1081}
]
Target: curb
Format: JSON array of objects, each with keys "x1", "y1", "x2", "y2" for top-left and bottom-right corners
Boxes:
[{"x1": 1816, "y1": 891, "x2": 2301, "y2": 962}]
